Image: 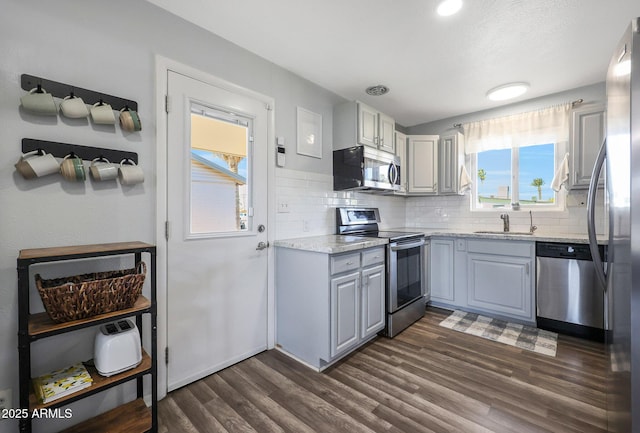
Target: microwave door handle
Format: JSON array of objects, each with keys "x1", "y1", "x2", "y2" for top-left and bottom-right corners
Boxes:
[
  {"x1": 388, "y1": 162, "x2": 399, "y2": 185},
  {"x1": 392, "y1": 163, "x2": 399, "y2": 185}
]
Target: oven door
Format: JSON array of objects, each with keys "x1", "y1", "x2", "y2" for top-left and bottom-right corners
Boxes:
[{"x1": 388, "y1": 238, "x2": 425, "y2": 313}]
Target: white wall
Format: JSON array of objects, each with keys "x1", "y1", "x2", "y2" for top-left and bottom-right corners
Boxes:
[{"x1": 0, "y1": 1, "x2": 351, "y2": 432}]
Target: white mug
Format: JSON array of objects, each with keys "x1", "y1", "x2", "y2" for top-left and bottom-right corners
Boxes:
[
  {"x1": 60, "y1": 95, "x2": 89, "y2": 119},
  {"x1": 15, "y1": 150, "x2": 60, "y2": 179},
  {"x1": 90, "y1": 102, "x2": 116, "y2": 125},
  {"x1": 118, "y1": 159, "x2": 144, "y2": 185},
  {"x1": 20, "y1": 88, "x2": 57, "y2": 116},
  {"x1": 90, "y1": 158, "x2": 118, "y2": 181}
]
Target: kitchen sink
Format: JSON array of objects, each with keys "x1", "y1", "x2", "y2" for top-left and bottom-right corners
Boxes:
[{"x1": 474, "y1": 230, "x2": 534, "y2": 235}]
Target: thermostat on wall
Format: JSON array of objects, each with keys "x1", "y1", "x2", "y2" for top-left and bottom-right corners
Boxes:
[{"x1": 276, "y1": 137, "x2": 285, "y2": 167}]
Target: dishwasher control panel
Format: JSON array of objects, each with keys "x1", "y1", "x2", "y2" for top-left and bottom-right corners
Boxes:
[{"x1": 536, "y1": 242, "x2": 605, "y2": 261}]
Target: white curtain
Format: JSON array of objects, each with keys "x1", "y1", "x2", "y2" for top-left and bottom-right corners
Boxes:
[{"x1": 462, "y1": 103, "x2": 571, "y2": 153}]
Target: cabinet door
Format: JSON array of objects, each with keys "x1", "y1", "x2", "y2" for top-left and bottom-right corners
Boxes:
[
  {"x1": 395, "y1": 131, "x2": 407, "y2": 194},
  {"x1": 330, "y1": 272, "x2": 360, "y2": 357},
  {"x1": 430, "y1": 238, "x2": 454, "y2": 302},
  {"x1": 361, "y1": 264, "x2": 385, "y2": 339},
  {"x1": 570, "y1": 104, "x2": 605, "y2": 189},
  {"x1": 466, "y1": 253, "x2": 533, "y2": 320},
  {"x1": 378, "y1": 113, "x2": 396, "y2": 153},
  {"x1": 357, "y1": 103, "x2": 379, "y2": 148},
  {"x1": 438, "y1": 134, "x2": 459, "y2": 194},
  {"x1": 407, "y1": 135, "x2": 438, "y2": 194}
]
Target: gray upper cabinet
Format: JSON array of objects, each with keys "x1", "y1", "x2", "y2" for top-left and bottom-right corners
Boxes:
[
  {"x1": 357, "y1": 103, "x2": 378, "y2": 148},
  {"x1": 569, "y1": 103, "x2": 606, "y2": 189},
  {"x1": 438, "y1": 132, "x2": 464, "y2": 195},
  {"x1": 378, "y1": 111, "x2": 396, "y2": 153},
  {"x1": 407, "y1": 135, "x2": 438, "y2": 194},
  {"x1": 333, "y1": 101, "x2": 395, "y2": 153},
  {"x1": 395, "y1": 130, "x2": 408, "y2": 194}
]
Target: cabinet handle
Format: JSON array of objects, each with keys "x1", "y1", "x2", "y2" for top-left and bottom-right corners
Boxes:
[
  {"x1": 346, "y1": 261, "x2": 354, "y2": 265},
  {"x1": 526, "y1": 263, "x2": 530, "y2": 275}
]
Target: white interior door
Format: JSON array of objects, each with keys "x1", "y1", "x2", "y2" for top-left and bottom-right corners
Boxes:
[{"x1": 166, "y1": 71, "x2": 269, "y2": 391}]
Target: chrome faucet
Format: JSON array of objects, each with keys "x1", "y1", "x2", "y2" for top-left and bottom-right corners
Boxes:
[
  {"x1": 529, "y1": 210, "x2": 538, "y2": 234},
  {"x1": 500, "y1": 213, "x2": 510, "y2": 232}
]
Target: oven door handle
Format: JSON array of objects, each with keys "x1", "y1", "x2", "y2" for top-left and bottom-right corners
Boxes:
[{"x1": 390, "y1": 239, "x2": 425, "y2": 251}]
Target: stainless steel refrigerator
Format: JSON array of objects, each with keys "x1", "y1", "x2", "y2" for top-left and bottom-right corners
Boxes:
[{"x1": 587, "y1": 17, "x2": 640, "y2": 433}]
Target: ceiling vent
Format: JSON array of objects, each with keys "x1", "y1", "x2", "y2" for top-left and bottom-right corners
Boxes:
[{"x1": 365, "y1": 85, "x2": 390, "y2": 96}]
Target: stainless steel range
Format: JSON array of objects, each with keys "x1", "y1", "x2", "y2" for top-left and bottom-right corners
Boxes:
[{"x1": 336, "y1": 208, "x2": 426, "y2": 337}]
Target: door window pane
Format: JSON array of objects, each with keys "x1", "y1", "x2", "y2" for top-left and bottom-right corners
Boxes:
[
  {"x1": 476, "y1": 148, "x2": 512, "y2": 209},
  {"x1": 189, "y1": 108, "x2": 250, "y2": 234},
  {"x1": 518, "y1": 143, "x2": 555, "y2": 204}
]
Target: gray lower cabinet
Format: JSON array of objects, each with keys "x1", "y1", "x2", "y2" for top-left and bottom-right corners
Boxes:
[
  {"x1": 466, "y1": 240, "x2": 535, "y2": 322},
  {"x1": 330, "y1": 272, "x2": 359, "y2": 357},
  {"x1": 277, "y1": 246, "x2": 385, "y2": 370},
  {"x1": 429, "y1": 238, "x2": 455, "y2": 303},
  {"x1": 428, "y1": 237, "x2": 536, "y2": 324}
]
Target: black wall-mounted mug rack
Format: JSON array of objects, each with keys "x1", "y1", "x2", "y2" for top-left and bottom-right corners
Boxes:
[
  {"x1": 21, "y1": 74, "x2": 138, "y2": 112},
  {"x1": 22, "y1": 138, "x2": 138, "y2": 165}
]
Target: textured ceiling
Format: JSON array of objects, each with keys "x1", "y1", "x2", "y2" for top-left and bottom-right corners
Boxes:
[{"x1": 146, "y1": 0, "x2": 640, "y2": 126}]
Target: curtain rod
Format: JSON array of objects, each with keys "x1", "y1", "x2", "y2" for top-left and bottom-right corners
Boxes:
[{"x1": 452, "y1": 98, "x2": 584, "y2": 128}]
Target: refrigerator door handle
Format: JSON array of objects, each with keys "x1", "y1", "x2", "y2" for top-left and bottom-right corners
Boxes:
[{"x1": 587, "y1": 137, "x2": 607, "y2": 291}]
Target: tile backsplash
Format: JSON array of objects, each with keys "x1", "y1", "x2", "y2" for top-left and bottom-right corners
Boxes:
[{"x1": 275, "y1": 168, "x2": 606, "y2": 239}]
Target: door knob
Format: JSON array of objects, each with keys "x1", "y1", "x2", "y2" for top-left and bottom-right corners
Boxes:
[{"x1": 256, "y1": 241, "x2": 269, "y2": 251}]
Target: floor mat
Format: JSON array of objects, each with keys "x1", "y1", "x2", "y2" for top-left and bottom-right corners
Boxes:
[{"x1": 439, "y1": 310, "x2": 558, "y2": 356}]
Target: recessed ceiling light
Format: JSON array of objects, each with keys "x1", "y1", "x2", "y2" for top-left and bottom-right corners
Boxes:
[
  {"x1": 365, "y1": 85, "x2": 390, "y2": 96},
  {"x1": 437, "y1": 0, "x2": 463, "y2": 16},
  {"x1": 486, "y1": 82, "x2": 530, "y2": 101}
]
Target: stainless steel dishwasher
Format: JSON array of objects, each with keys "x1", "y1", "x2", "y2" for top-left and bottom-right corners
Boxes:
[{"x1": 536, "y1": 242, "x2": 606, "y2": 340}]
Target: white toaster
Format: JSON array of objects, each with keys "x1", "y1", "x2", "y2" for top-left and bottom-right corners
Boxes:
[{"x1": 94, "y1": 319, "x2": 142, "y2": 377}]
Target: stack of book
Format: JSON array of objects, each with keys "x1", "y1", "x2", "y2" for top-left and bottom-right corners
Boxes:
[{"x1": 33, "y1": 362, "x2": 93, "y2": 404}]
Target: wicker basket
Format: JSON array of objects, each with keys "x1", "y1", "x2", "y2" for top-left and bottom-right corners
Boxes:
[{"x1": 35, "y1": 262, "x2": 146, "y2": 323}]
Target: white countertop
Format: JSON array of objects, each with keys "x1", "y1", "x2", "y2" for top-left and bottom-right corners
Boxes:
[
  {"x1": 274, "y1": 230, "x2": 606, "y2": 253},
  {"x1": 274, "y1": 235, "x2": 388, "y2": 254}
]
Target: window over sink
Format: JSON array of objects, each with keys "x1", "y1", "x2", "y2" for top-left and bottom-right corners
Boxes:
[
  {"x1": 473, "y1": 143, "x2": 561, "y2": 210},
  {"x1": 463, "y1": 103, "x2": 570, "y2": 211}
]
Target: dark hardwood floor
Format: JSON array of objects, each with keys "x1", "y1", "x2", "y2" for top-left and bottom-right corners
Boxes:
[{"x1": 159, "y1": 308, "x2": 608, "y2": 433}]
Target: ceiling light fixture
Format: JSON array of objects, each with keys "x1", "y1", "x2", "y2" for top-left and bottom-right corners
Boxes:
[
  {"x1": 486, "y1": 82, "x2": 530, "y2": 101},
  {"x1": 365, "y1": 85, "x2": 390, "y2": 96},
  {"x1": 437, "y1": 0, "x2": 463, "y2": 17}
]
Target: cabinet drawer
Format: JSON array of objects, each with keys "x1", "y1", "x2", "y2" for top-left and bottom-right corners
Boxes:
[
  {"x1": 362, "y1": 247, "x2": 385, "y2": 267},
  {"x1": 331, "y1": 252, "x2": 360, "y2": 275},
  {"x1": 467, "y1": 239, "x2": 533, "y2": 257}
]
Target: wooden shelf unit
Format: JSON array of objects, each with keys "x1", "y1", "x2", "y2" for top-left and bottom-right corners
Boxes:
[
  {"x1": 17, "y1": 242, "x2": 157, "y2": 433},
  {"x1": 59, "y1": 398, "x2": 151, "y2": 433}
]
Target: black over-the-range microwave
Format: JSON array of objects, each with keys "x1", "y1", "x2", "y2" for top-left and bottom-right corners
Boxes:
[{"x1": 333, "y1": 146, "x2": 401, "y2": 192}]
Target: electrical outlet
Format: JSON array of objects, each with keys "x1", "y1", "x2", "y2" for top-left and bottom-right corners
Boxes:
[
  {"x1": 277, "y1": 201, "x2": 290, "y2": 213},
  {"x1": 0, "y1": 388, "x2": 12, "y2": 411}
]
